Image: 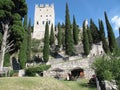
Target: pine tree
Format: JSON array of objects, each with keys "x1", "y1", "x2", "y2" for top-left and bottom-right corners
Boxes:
[
  {"x1": 90, "y1": 19, "x2": 101, "y2": 43},
  {"x1": 57, "y1": 23, "x2": 62, "y2": 47},
  {"x1": 65, "y1": 3, "x2": 74, "y2": 55},
  {"x1": 0, "y1": 0, "x2": 27, "y2": 70},
  {"x1": 87, "y1": 26, "x2": 93, "y2": 50},
  {"x1": 26, "y1": 18, "x2": 31, "y2": 61},
  {"x1": 99, "y1": 19, "x2": 109, "y2": 53},
  {"x1": 73, "y1": 15, "x2": 78, "y2": 45},
  {"x1": 49, "y1": 24, "x2": 55, "y2": 46},
  {"x1": 104, "y1": 12, "x2": 117, "y2": 52},
  {"x1": 83, "y1": 20, "x2": 90, "y2": 55},
  {"x1": 43, "y1": 22, "x2": 49, "y2": 62}
]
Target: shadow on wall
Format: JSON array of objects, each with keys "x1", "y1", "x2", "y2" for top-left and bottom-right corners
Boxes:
[{"x1": 12, "y1": 57, "x2": 20, "y2": 70}]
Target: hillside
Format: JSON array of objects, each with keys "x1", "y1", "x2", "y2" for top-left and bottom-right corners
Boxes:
[{"x1": 0, "y1": 77, "x2": 96, "y2": 90}]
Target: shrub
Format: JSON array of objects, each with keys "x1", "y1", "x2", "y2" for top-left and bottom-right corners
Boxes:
[
  {"x1": 9, "y1": 70, "x2": 19, "y2": 77},
  {"x1": 25, "y1": 64, "x2": 51, "y2": 76},
  {"x1": 102, "y1": 70, "x2": 114, "y2": 81}
]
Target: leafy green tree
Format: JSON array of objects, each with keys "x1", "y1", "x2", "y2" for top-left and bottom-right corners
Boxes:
[
  {"x1": 43, "y1": 22, "x2": 49, "y2": 62},
  {"x1": 83, "y1": 20, "x2": 90, "y2": 55},
  {"x1": 73, "y1": 15, "x2": 78, "y2": 45},
  {"x1": 49, "y1": 24, "x2": 55, "y2": 46},
  {"x1": 65, "y1": 3, "x2": 74, "y2": 55},
  {"x1": 90, "y1": 19, "x2": 101, "y2": 43},
  {"x1": 0, "y1": 0, "x2": 27, "y2": 70},
  {"x1": 104, "y1": 12, "x2": 117, "y2": 52},
  {"x1": 99, "y1": 19, "x2": 109, "y2": 53},
  {"x1": 57, "y1": 23, "x2": 62, "y2": 47}
]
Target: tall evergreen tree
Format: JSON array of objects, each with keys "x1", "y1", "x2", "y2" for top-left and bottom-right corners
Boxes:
[
  {"x1": 26, "y1": 18, "x2": 31, "y2": 61},
  {"x1": 0, "y1": 0, "x2": 27, "y2": 70},
  {"x1": 90, "y1": 19, "x2": 101, "y2": 43},
  {"x1": 65, "y1": 3, "x2": 74, "y2": 55},
  {"x1": 19, "y1": 31, "x2": 27, "y2": 69},
  {"x1": 57, "y1": 23, "x2": 62, "y2": 47},
  {"x1": 23, "y1": 15, "x2": 27, "y2": 30},
  {"x1": 104, "y1": 12, "x2": 117, "y2": 52},
  {"x1": 49, "y1": 24, "x2": 55, "y2": 46},
  {"x1": 99, "y1": 19, "x2": 109, "y2": 53},
  {"x1": 87, "y1": 26, "x2": 93, "y2": 50},
  {"x1": 43, "y1": 22, "x2": 49, "y2": 62},
  {"x1": 73, "y1": 15, "x2": 78, "y2": 45},
  {"x1": 83, "y1": 20, "x2": 90, "y2": 55}
]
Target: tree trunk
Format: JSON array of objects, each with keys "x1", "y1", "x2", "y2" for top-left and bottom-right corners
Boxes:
[{"x1": 0, "y1": 24, "x2": 9, "y2": 71}]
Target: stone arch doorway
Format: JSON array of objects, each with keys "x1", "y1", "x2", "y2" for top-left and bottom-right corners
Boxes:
[{"x1": 71, "y1": 67, "x2": 84, "y2": 80}]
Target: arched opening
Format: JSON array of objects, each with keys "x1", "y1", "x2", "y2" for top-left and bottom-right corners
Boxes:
[{"x1": 71, "y1": 67, "x2": 84, "y2": 80}]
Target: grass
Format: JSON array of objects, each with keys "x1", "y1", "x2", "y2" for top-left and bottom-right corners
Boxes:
[
  {"x1": 62, "y1": 79, "x2": 96, "y2": 90},
  {"x1": 0, "y1": 77, "x2": 96, "y2": 90}
]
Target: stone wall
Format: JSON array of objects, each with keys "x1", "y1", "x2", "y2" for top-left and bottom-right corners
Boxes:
[{"x1": 44, "y1": 57, "x2": 95, "y2": 79}]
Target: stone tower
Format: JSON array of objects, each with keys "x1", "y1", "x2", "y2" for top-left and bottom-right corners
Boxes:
[{"x1": 32, "y1": 4, "x2": 55, "y2": 39}]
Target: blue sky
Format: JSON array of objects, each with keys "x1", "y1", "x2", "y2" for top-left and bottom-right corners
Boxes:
[{"x1": 26, "y1": 0, "x2": 120, "y2": 37}]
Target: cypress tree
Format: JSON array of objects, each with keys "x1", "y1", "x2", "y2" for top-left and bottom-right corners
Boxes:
[
  {"x1": 23, "y1": 15, "x2": 28, "y2": 30},
  {"x1": 43, "y1": 22, "x2": 49, "y2": 62},
  {"x1": 104, "y1": 12, "x2": 117, "y2": 52},
  {"x1": 73, "y1": 15, "x2": 78, "y2": 45},
  {"x1": 119, "y1": 27, "x2": 120, "y2": 37},
  {"x1": 99, "y1": 19, "x2": 109, "y2": 53},
  {"x1": 87, "y1": 26, "x2": 93, "y2": 50},
  {"x1": 65, "y1": 3, "x2": 74, "y2": 55},
  {"x1": 26, "y1": 18, "x2": 31, "y2": 61},
  {"x1": 19, "y1": 31, "x2": 27, "y2": 69},
  {"x1": 49, "y1": 24, "x2": 55, "y2": 46},
  {"x1": 83, "y1": 20, "x2": 90, "y2": 55},
  {"x1": 58, "y1": 23, "x2": 62, "y2": 47},
  {"x1": 90, "y1": 19, "x2": 101, "y2": 43}
]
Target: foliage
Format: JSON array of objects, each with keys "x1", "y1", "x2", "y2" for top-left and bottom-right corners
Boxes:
[
  {"x1": 73, "y1": 16, "x2": 78, "y2": 45},
  {"x1": 99, "y1": 19, "x2": 109, "y2": 53},
  {"x1": 18, "y1": 31, "x2": 27, "y2": 69},
  {"x1": 43, "y1": 22, "x2": 50, "y2": 62},
  {"x1": 93, "y1": 55, "x2": 120, "y2": 88},
  {"x1": 90, "y1": 19, "x2": 101, "y2": 43},
  {"x1": 9, "y1": 70, "x2": 19, "y2": 77},
  {"x1": 23, "y1": 15, "x2": 28, "y2": 30},
  {"x1": 25, "y1": 64, "x2": 51, "y2": 76},
  {"x1": 0, "y1": 0, "x2": 27, "y2": 70},
  {"x1": 104, "y1": 12, "x2": 118, "y2": 52},
  {"x1": 65, "y1": 3, "x2": 74, "y2": 55},
  {"x1": 31, "y1": 39, "x2": 42, "y2": 53},
  {"x1": 49, "y1": 24, "x2": 55, "y2": 46},
  {"x1": 57, "y1": 23, "x2": 62, "y2": 47},
  {"x1": 87, "y1": 26, "x2": 93, "y2": 50},
  {"x1": 26, "y1": 18, "x2": 31, "y2": 61},
  {"x1": 3, "y1": 53, "x2": 10, "y2": 67},
  {"x1": 83, "y1": 20, "x2": 90, "y2": 55}
]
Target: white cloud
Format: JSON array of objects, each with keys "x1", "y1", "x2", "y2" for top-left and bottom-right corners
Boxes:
[{"x1": 111, "y1": 15, "x2": 120, "y2": 30}]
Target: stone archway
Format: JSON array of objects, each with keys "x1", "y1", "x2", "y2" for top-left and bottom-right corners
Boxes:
[{"x1": 70, "y1": 67, "x2": 84, "y2": 80}]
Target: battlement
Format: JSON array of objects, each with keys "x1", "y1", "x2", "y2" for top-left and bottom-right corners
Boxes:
[{"x1": 35, "y1": 4, "x2": 54, "y2": 8}]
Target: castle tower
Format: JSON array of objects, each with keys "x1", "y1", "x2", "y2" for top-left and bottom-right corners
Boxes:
[{"x1": 32, "y1": 4, "x2": 55, "y2": 39}]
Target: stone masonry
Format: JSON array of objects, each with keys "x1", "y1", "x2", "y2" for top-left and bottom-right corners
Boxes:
[{"x1": 44, "y1": 57, "x2": 95, "y2": 79}]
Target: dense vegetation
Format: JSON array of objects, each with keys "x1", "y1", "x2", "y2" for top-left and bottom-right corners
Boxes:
[
  {"x1": 93, "y1": 52, "x2": 120, "y2": 89},
  {"x1": 25, "y1": 64, "x2": 51, "y2": 76}
]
